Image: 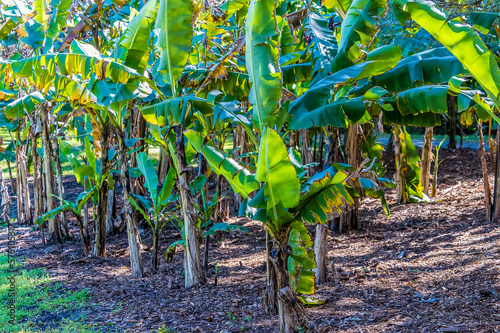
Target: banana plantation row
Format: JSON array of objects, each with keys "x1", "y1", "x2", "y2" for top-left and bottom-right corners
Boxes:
[{"x1": 0, "y1": 0, "x2": 499, "y2": 331}]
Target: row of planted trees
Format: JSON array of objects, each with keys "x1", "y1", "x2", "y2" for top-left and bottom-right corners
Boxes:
[{"x1": 1, "y1": 0, "x2": 500, "y2": 331}]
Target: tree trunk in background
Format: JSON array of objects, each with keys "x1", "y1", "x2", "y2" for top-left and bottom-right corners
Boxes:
[
  {"x1": 326, "y1": 128, "x2": 341, "y2": 167},
  {"x1": 83, "y1": 180, "x2": 89, "y2": 247},
  {"x1": 19, "y1": 138, "x2": 32, "y2": 224},
  {"x1": 317, "y1": 133, "x2": 325, "y2": 170},
  {"x1": 32, "y1": 131, "x2": 42, "y2": 223},
  {"x1": 52, "y1": 136, "x2": 69, "y2": 238},
  {"x1": 263, "y1": 231, "x2": 278, "y2": 314},
  {"x1": 94, "y1": 122, "x2": 110, "y2": 257},
  {"x1": 339, "y1": 123, "x2": 360, "y2": 232},
  {"x1": 421, "y1": 127, "x2": 433, "y2": 196},
  {"x1": 301, "y1": 130, "x2": 314, "y2": 176},
  {"x1": 491, "y1": 133, "x2": 500, "y2": 221},
  {"x1": 106, "y1": 188, "x2": 114, "y2": 234},
  {"x1": 314, "y1": 224, "x2": 328, "y2": 285},
  {"x1": 41, "y1": 104, "x2": 61, "y2": 243},
  {"x1": 158, "y1": 149, "x2": 170, "y2": 183},
  {"x1": 394, "y1": 126, "x2": 406, "y2": 204},
  {"x1": 15, "y1": 136, "x2": 23, "y2": 222},
  {"x1": 175, "y1": 126, "x2": 204, "y2": 288},
  {"x1": 447, "y1": 94, "x2": 457, "y2": 149},
  {"x1": 6, "y1": 161, "x2": 15, "y2": 195},
  {"x1": 119, "y1": 130, "x2": 144, "y2": 277},
  {"x1": 488, "y1": 121, "x2": 496, "y2": 172},
  {"x1": 477, "y1": 122, "x2": 492, "y2": 221},
  {"x1": 273, "y1": 232, "x2": 298, "y2": 333}
]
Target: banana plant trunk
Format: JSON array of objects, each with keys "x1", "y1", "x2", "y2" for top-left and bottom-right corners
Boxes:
[
  {"x1": 94, "y1": 123, "x2": 110, "y2": 257},
  {"x1": 272, "y1": 232, "x2": 298, "y2": 333},
  {"x1": 491, "y1": 131, "x2": 500, "y2": 222},
  {"x1": 175, "y1": 126, "x2": 205, "y2": 288},
  {"x1": 106, "y1": 188, "x2": 114, "y2": 234},
  {"x1": 477, "y1": 122, "x2": 492, "y2": 221},
  {"x1": 52, "y1": 135, "x2": 70, "y2": 238},
  {"x1": 394, "y1": 126, "x2": 407, "y2": 204},
  {"x1": 32, "y1": 128, "x2": 43, "y2": 223},
  {"x1": 41, "y1": 104, "x2": 61, "y2": 243},
  {"x1": 83, "y1": 180, "x2": 90, "y2": 245},
  {"x1": 447, "y1": 95, "x2": 457, "y2": 149},
  {"x1": 339, "y1": 123, "x2": 360, "y2": 232},
  {"x1": 420, "y1": 127, "x2": 433, "y2": 196},
  {"x1": 152, "y1": 225, "x2": 160, "y2": 271},
  {"x1": 301, "y1": 130, "x2": 314, "y2": 176},
  {"x1": 119, "y1": 130, "x2": 144, "y2": 277},
  {"x1": 314, "y1": 224, "x2": 328, "y2": 285}
]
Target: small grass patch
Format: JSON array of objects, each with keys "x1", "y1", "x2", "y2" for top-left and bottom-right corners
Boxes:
[{"x1": 0, "y1": 253, "x2": 100, "y2": 332}]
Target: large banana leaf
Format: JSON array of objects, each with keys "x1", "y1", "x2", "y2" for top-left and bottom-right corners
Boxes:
[
  {"x1": 46, "y1": 0, "x2": 71, "y2": 38},
  {"x1": 2, "y1": 92, "x2": 45, "y2": 119},
  {"x1": 155, "y1": 0, "x2": 193, "y2": 96},
  {"x1": 185, "y1": 129, "x2": 260, "y2": 198},
  {"x1": 119, "y1": 0, "x2": 159, "y2": 72},
  {"x1": 256, "y1": 127, "x2": 300, "y2": 221},
  {"x1": 323, "y1": 0, "x2": 353, "y2": 15},
  {"x1": 371, "y1": 47, "x2": 465, "y2": 92},
  {"x1": 291, "y1": 170, "x2": 353, "y2": 224},
  {"x1": 0, "y1": 53, "x2": 142, "y2": 84},
  {"x1": 289, "y1": 45, "x2": 401, "y2": 121},
  {"x1": 289, "y1": 96, "x2": 367, "y2": 129},
  {"x1": 288, "y1": 220, "x2": 316, "y2": 295},
  {"x1": 34, "y1": 0, "x2": 49, "y2": 29},
  {"x1": 140, "y1": 95, "x2": 213, "y2": 125},
  {"x1": 333, "y1": 0, "x2": 387, "y2": 71},
  {"x1": 395, "y1": 0, "x2": 500, "y2": 119},
  {"x1": 137, "y1": 152, "x2": 159, "y2": 202},
  {"x1": 245, "y1": 0, "x2": 282, "y2": 128}
]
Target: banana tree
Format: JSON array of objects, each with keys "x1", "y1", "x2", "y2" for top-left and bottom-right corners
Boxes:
[
  {"x1": 36, "y1": 188, "x2": 97, "y2": 256},
  {"x1": 128, "y1": 152, "x2": 178, "y2": 271},
  {"x1": 393, "y1": 0, "x2": 500, "y2": 219}
]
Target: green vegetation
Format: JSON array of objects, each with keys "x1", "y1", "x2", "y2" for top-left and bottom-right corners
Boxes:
[
  {"x1": 0, "y1": 0, "x2": 498, "y2": 331},
  {"x1": 0, "y1": 254, "x2": 97, "y2": 333}
]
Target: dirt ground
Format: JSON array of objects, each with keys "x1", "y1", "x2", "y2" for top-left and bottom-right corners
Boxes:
[{"x1": 0, "y1": 148, "x2": 499, "y2": 333}]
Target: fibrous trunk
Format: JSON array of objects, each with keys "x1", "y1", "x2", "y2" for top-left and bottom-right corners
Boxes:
[
  {"x1": 41, "y1": 104, "x2": 61, "y2": 242},
  {"x1": 447, "y1": 95, "x2": 457, "y2": 149},
  {"x1": 175, "y1": 126, "x2": 204, "y2": 288},
  {"x1": 314, "y1": 224, "x2": 328, "y2": 285},
  {"x1": 301, "y1": 130, "x2": 314, "y2": 176},
  {"x1": 94, "y1": 122, "x2": 110, "y2": 257},
  {"x1": 421, "y1": 127, "x2": 433, "y2": 196},
  {"x1": 477, "y1": 122, "x2": 492, "y2": 221},
  {"x1": 119, "y1": 130, "x2": 144, "y2": 277},
  {"x1": 394, "y1": 126, "x2": 407, "y2": 204},
  {"x1": 52, "y1": 135, "x2": 69, "y2": 238},
  {"x1": 32, "y1": 127, "x2": 43, "y2": 223},
  {"x1": 273, "y1": 233, "x2": 298, "y2": 333},
  {"x1": 339, "y1": 123, "x2": 360, "y2": 231}
]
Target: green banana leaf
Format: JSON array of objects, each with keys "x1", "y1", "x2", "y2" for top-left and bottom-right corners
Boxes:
[
  {"x1": 333, "y1": 0, "x2": 388, "y2": 71},
  {"x1": 137, "y1": 152, "x2": 159, "y2": 202},
  {"x1": 371, "y1": 47, "x2": 465, "y2": 92},
  {"x1": 289, "y1": 45, "x2": 401, "y2": 119},
  {"x1": 256, "y1": 127, "x2": 300, "y2": 219},
  {"x1": 245, "y1": 0, "x2": 282, "y2": 128},
  {"x1": 185, "y1": 129, "x2": 260, "y2": 198},
  {"x1": 291, "y1": 170, "x2": 353, "y2": 224},
  {"x1": 155, "y1": 0, "x2": 193, "y2": 96},
  {"x1": 394, "y1": 0, "x2": 500, "y2": 119},
  {"x1": 119, "y1": 0, "x2": 159, "y2": 72},
  {"x1": 2, "y1": 92, "x2": 45, "y2": 119},
  {"x1": 288, "y1": 220, "x2": 316, "y2": 295}
]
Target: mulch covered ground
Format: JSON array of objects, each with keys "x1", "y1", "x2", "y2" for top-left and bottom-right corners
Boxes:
[{"x1": 0, "y1": 148, "x2": 499, "y2": 333}]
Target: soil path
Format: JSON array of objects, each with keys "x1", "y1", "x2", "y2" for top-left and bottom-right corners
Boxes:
[{"x1": 0, "y1": 148, "x2": 498, "y2": 332}]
